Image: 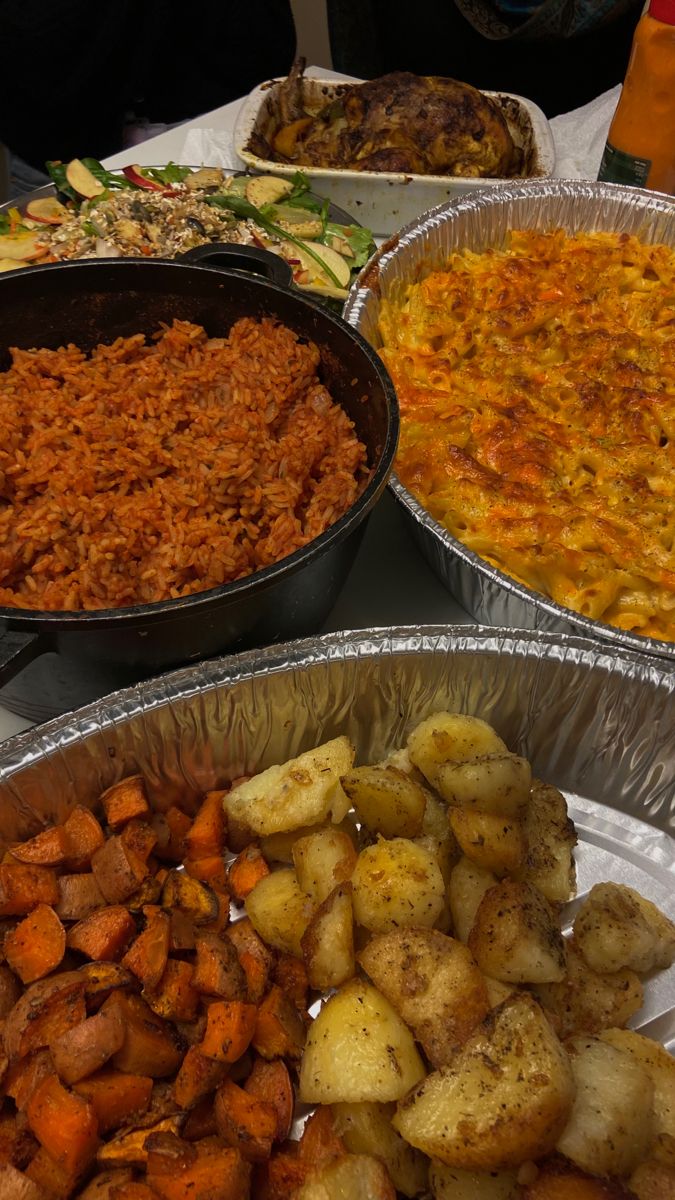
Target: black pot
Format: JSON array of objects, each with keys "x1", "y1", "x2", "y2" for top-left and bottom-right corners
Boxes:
[{"x1": 0, "y1": 251, "x2": 398, "y2": 720}]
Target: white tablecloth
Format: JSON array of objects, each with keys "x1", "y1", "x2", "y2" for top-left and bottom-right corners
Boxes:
[{"x1": 0, "y1": 74, "x2": 621, "y2": 739}]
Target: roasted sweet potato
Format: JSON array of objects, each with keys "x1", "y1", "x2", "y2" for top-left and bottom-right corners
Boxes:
[
  {"x1": 4, "y1": 1050, "x2": 55, "y2": 1112},
  {"x1": 25, "y1": 1146, "x2": 79, "y2": 1199},
  {"x1": 199, "y1": 1000, "x2": 257, "y2": 1064},
  {"x1": 0, "y1": 1162, "x2": 46, "y2": 1200},
  {"x1": 66, "y1": 907, "x2": 137, "y2": 963},
  {"x1": 146, "y1": 1142, "x2": 250, "y2": 1200},
  {"x1": 144, "y1": 960, "x2": 200, "y2": 1023},
  {"x1": 0, "y1": 866, "x2": 59, "y2": 918},
  {"x1": 4, "y1": 973, "x2": 86, "y2": 1061},
  {"x1": 79, "y1": 963, "x2": 134, "y2": 1010},
  {"x1": 192, "y1": 933, "x2": 246, "y2": 1000},
  {"x1": 0, "y1": 1111, "x2": 37, "y2": 1170},
  {"x1": 78, "y1": 1169, "x2": 135, "y2": 1200},
  {"x1": 103, "y1": 992, "x2": 183, "y2": 1078},
  {"x1": 272, "y1": 955, "x2": 309, "y2": 1012},
  {"x1": 27, "y1": 1074, "x2": 99, "y2": 1175},
  {"x1": 62, "y1": 808, "x2": 106, "y2": 872},
  {"x1": 100, "y1": 777, "x2": 151, "y2": 832},
  {"x1": 91, "y1": 839, "x2": 148, "y2": 905},
  {"x1": 56, "y1": 875, "x2": 106, "y2": 921},
  {"x1": 183, "y1": 858, "x2": 229, "y2": 894},
  {"x1": 110, "y1": 1183, "x2": 159, "y2": 1200},
  {"x1": 160, "y1": 873, "x2": 219, "y2": 927},
  {"x1": 226, "y1": 920, "x2": 274, "y2": 1004},
  {"x1": 0, "y1": 966, "x2": 22, "y2": 1019},
  {"x1": 184, "y1": 791, "x2": 226, "y2": 861},
  {"x1": 252, "y1": 986, "x2": 306, "y2": 1061},
  {"x1": 180, "y1": 1099, "x2": 219, "y2": 1142},
  {"x1": 228, "y1": 848, "x2": 270, "y2": 902},
  {"x1": 73, "y1": 1070, "x2": 154, "y2": 1135},
  {"x1": 119, "y1": 821, "x2": 157, "y2": 864},
  {"x1": 151, "y1": 809, "x2": 192, "y2": 864},
  {"x1": 51, "y1": 1008, "x2": 125, "y2": 1085},
  {"x1": 244, "y1": 1059, "x2": 294, "y2": 1142},
  {"x1": 168, "y1": 911, "x2": 195, "y2": 954},
  {"x1": 96, "y1": 1117, "x2": 183, "y2": 1170},
  {"x1": 9, "y1": 829, "x2": 69, "y2": 869},
  {"x1": 297, "y1": 1106, "x2": 346, "y2": 1167},
  {"x1": 214, "y1": 1078, "x2": 278, "y2": 1162},
  {"x1": 122, "y1": 907, "x2": 170, "y2": 990},
  {"x1": 172, "y1": 1046, "x2": 228, "y2": 1110},
  {"x1": 3, "y1": 905, "x2": 66, "y2": 985}
]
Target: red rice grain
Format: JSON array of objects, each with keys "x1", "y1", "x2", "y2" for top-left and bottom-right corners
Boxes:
[{"x1": 0, "y1": 318, "x2": 369, "y2": 611}]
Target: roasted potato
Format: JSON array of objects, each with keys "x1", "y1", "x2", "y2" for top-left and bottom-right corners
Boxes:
[
  {"x1": 351, "y1": 838, "x2": 445, "y2": 933},
  {"x1": 260, "y1": 815, "x2": 358, "y2": 864},
  {"x1": 301, "y1": 883, "x2": 355, "y2": 990},
  {"x1": 435, "y1": 753, "x2": 531, "y2": 818},
  {"x1": 358, "y1": 928, "x2": 490, "y2": 1066},
  {"x1": 407, "y1": 713, "x2": 507, "y2": 791},
  {"x1": 513, "y1": 779, "x2": 577, "y2": 904},
  {"x1": 573, "y1": 882, "x2": 675, "y2": 974},
  {"x1": 293, "y1": 1152, "x2": 396, "y2": 1199},
  {"x1": 332, "y1": 1101, "x2": 428, "y2": 1198},
  {"x1": 448, "y1": 857, "x2": 497, "y2": 944},
  {"x1": 340, "y1": 765, "x2": 427, "y2": 838},
  {"x1": 430, "y1": 1161, "x2": 520, "y2": 1199},
  {"x1": 224, "y1": 737, "x2": 354, "y2": 835},
  {"x1": 245, "y1": 868, "x2": 314, "y2": 958},
  {"x1": 292, "y1": 827, "x2": 357, "y2": 904},
  {"x1": 630, "y1": 1156, "x2": 675, "y2": 1200},
  {"x1": 556, "y1": 1034, "x2": 656, "y2": 1177},
  {"x1": 299, "y1": 979, "x2": 426, "y2": 1104},
  {"x1": 393, "y1": 993, "x2": 574, "y2": 1169},
  {"x1": 599, "y1": 1027, "x2": 675, "y2": 1139},
  {"x1": 448, "y1": 808, "x2": 526, "y2": 875},
  {"x1": 532, "y1": 939, "x2": 643, "y2": 1036},
  {"x1": 468, "y1": 880, "x2": 565, "y2": 984}
]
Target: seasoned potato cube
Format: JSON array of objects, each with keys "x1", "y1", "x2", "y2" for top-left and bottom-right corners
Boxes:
[
  {"x1": 407, "y1": 713, "x2": 507, "y2": 790},
  {"x1": 573, "y1": 882, "x2": 675, "y2": 975},
  {"x1": 513, "y1": 780, "x2": 577, "y2": 904},
  {"x1": 430, "y1": 1161, "x2": 519, "y2": 1199},
  {"x1": 393, "y1": 993, "x2": 574, "y2": 1169},
  {"x1": 523, "y1": 1157, "x2": 634, "y2": 1198},
  {"x1": 301, "y1": 882, "x2": 355, "y2": 990},
  {"x1": 482, "y1": 976, "x2": 518, "y2": 1008},
  {"x1": 294, "y1": 1153, "x2": 396, "y2": 1200},
  {"x1": 299, "y1": 979, "x2": 425, "y2": 1104},
  {"x1": 332, "y1": 1102, "x2": 428, "y2": 1198},
  {"x1": 351, "y1": 838, "x2": 445, "y2": 933},
  {"x1": 532, "y1": 939, "x2": 643, "y2": 1036},
  {"x1": 359, "y1": 928, "x2": 490, "y2": 1066},
  {"x1": 468, "y1": 880, "x2": 565, "y2": 984},
  {"x1": 261, "y1": 816, "x2": 358, "y2": 864},
  {"x1": 448, "y1": 857, "x2": 497, "y2": 943},
  {"x1": 292, "y1": 828, "x2": 357, "y2": 904},
  {"x1": 436, "y1": 754, "x2": 531, "y2": 818},
  {"x1": 245, "y1": 867, "x2": 314, "y2": 958},
  {"x1": 224, "y1": 737, "x2": 354, "y2": 835},
  {"x1": 556, "y1": 1034, "x2": 655, "y2": 1177},
  {"x1": 448, "y1": 809, "x2": 526, "y2": 875},
  {"x1": 630, "y1": 1156, "x2": 675, "y2": 1200},
  {"x1": 340, "y1": 765, "x2": 427, "y2": 838},
  {"x1": 599, "y1": 1028, "x2": 675, "y2": 1139}
]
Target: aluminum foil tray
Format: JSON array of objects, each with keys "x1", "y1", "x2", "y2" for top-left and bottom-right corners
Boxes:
[
  {"x1": 0, "y1": 625, "x2": 672, "y2": 1055},
  {"x1": 343, "y1": 180, "x2": 675, "y2": 661}
]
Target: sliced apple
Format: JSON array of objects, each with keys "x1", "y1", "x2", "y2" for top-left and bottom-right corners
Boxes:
[
  {"x1": 282, "y1": 240, "x2": 351, "y2": 290},
  {"x1": 122, "y1": 164, "x2": 166, "y2": 191},
  {"x1": 0, "y1": 233, "x2": 47, "y2": 261},
  {"x1": 25, "y1": 197, "x2": 69, "y2": 225},
  {"x1": 65, "y1": 159, "x2": 105, "y2": 199}
]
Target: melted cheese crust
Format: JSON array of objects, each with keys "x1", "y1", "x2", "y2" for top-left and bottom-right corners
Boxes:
[{"x1": 380, "y1": 229, "x2": 675, "y2": 640}]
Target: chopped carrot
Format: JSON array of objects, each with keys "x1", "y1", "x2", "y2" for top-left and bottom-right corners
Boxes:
[
  {"x1": 26, "y1": 1074, "x2": 99, "y2": 1175},
  {"x1": 144, "y1": 959, "x2": 200, "y2": 1023},
  {"x1": 73, "y1": 1070, "x2": 153, "y2": 1134},
  {"x1": 272, "y1": 955, "x2": 308, "y2": 1012},
  {"x1": 51, "y1": 1008, "x2": 125, "y2": 1085},
  {"x1": 252, "y1": 986, "x2": 306, "y2": 1061},
  {"x1": 172, "y1": 1046, "x2": 227, "y2": 1109},
  {"x1": 10, "y1": 828, "x2": 68, "y2": 869},
  {"x1": 185, "y1": 791, "x2": 226, "y2": 860},
  {"x1": 0, "y1": 866, "x2": 59, "y2": 917},
  {"x1": 119, "y1": 820, "x2": 157, "y2": 863},
  {"x1": 214, "y1": 1079, "x2": 277, "y2": 1163},
  {"x1": 228, "y1": 847, "x2": 270, "y2": 902},
  {"x1": 226, "y1": 919, "x2": 274, "y2": 1004},
  {"x1": 151, "y1": 808, "x2": 192, "y2": 863},
  {"x1": 199, "y1": 999, "x2": 257, "y2": 1063},
  {"x1": 192, "y1": 932, "x2": 246, "y2": 999},
  {"x1": 121, "y1": 906, "x2": 169, "y2": 989},
  {"x1": 146, "y1": 1144, "x2": 250, "y2": 1200},
  {"x1": 244, "y1": 1059, "x2": 293, "y2": 1142},
  {"x1": 67, "y1": 906, "x2": 137, "y2": 962},
  {"x1": 100, "y1": 776, "x2": 151, "y2": 831},
  {"x1": 61, "y1": 807, "x2": 105, "y2": 872},
  {"x1": 4, "y1": 905, "x2": 65, "y2": 984}
]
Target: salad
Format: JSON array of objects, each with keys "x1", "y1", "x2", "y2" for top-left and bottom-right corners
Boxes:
[{"x1": 0, "y1": 159, "x2": 375, "y2": 301}]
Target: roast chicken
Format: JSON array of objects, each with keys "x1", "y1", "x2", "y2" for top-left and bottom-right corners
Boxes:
[{"x1": 268, "y1": 61, "x2": 519, "y2": 178}]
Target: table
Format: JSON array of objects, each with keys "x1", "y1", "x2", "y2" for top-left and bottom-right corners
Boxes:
[{"x1": 0, "y1": 73, "x2": 621, "y2": 740}]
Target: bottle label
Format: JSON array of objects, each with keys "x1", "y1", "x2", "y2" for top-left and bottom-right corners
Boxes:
[{"x1": 598, "y1": 142, "x2": 652, "y2": 187}]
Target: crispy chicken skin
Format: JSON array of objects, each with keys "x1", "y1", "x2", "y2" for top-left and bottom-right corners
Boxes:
[{"x1": 272, "y1": 67, "x2": 518, "y2": 178}]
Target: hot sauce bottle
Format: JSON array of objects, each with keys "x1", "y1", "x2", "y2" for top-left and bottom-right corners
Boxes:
[{"x1": 598, "y1": 0, "x2": 675, "y2": 194}]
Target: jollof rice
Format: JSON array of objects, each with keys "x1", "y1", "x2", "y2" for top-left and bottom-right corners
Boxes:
[{"x1": 0, "y1": 317, "x2": 369, "y2": 611}]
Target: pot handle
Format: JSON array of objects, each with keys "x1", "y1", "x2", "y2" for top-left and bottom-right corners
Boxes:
[
  {"x1": 180, "y1": 243, "x2": 293, "y2": 288},
  {"x1": 0, "y1": 630, "x2": 47, "y2": 689}
]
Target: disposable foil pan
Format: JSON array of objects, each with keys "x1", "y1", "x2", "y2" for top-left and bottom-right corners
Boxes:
[
  {"x1": 343, "y1": 180, "x2": 675, "y2": 661},
  {"x1": 0, "y1": 625, "x2": 672, "y2": 1051}
]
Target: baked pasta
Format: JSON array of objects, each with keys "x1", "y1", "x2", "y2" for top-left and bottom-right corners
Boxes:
[{"x1": 379, "y1": 229, "x2": 675, "y2": 640}]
